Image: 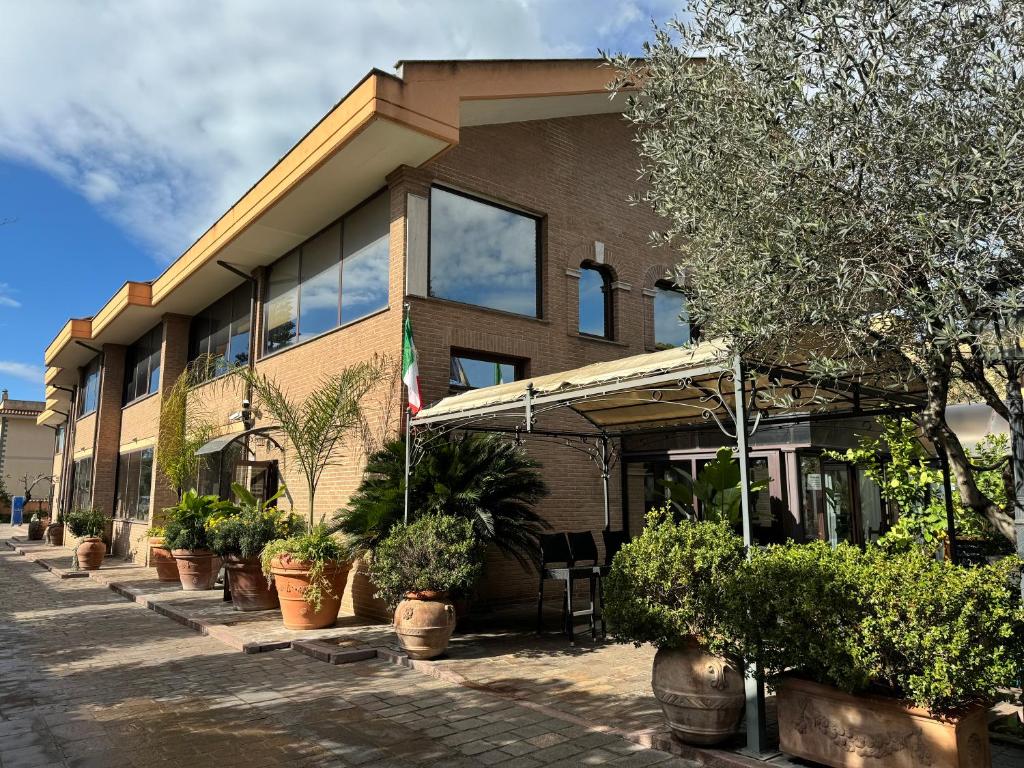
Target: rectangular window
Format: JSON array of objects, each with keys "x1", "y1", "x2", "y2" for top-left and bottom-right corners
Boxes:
[
  {"x1": 189, "y1": 285, "x2": 251, "y2": 381},
  {"x1": 115, "y1": 447, "x2": 154, "y2": 521},
  {"x1": 123, "y1": 324, "x2": 162, "y2": 405},
  {"x1": 429, "y1": 186, "x2": 540, "y2": 318},
  {"x1": 55, "y1": 423, "x2": 66, "y2": 455},
  {"x1": 449, "y1": 352, "x2": 522, "y2": 391},
  {"x1": 262, "y1": 191, "x2": 390, "y2": 355},
  {"x1": 78, "y1": 357, "x2": 100, "y2": 417},
  {"x1": 654, "y1": 281, "x2": 693, "y2": 349},
  {"x1": 71, "y1": 456, "x2": 93, "y2": 511}
]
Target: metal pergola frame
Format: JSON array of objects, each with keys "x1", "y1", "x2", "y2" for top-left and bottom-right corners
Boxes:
[{"x1": 405, "y1": 346, "x2": 931, "y2": 757}]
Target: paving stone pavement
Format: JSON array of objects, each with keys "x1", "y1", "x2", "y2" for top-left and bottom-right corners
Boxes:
[{"x1": 0, "y1": 545, "x2": 701, "y2": 768}]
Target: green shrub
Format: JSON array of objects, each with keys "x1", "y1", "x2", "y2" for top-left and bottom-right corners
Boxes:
[
  {"x1": 162, "y1": 490, "x2": 236, "y2": 551},
  {"x1": 369, "y1": 515, "x2": 482, "y2": 608},
  {"x1": 260, "y1": 525, "x2": 349, "y2": 611},
  {"x1": 65, "y1": 509, "x2": 107, "y2": 538},
  {"x1": 603, "y1": 508, "x2": 745, "y2": 653},
  {"x1": 208, "y1": 484, "x2": 299, "y2": 559}
]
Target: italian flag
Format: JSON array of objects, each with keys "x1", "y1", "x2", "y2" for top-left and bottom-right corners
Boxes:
[{"x1": 402, "y1": 314, "x2": 422, "y2": 414}]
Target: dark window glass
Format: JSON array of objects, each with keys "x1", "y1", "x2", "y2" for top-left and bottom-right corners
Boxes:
[
  {"x1": 449, "y1": 353, "x2": 520, "y2": 390},
  {"x1": 137, "y1": 449, "x2": 153, "y2": 519},
  {"x1": 124, "y1": 325, "x2": 163, "y2": 405},
  {"x1": 429, "y1": 186, "x2": 539, "y2": 317},
  {"x1": 298, "y1": 225, "x2": 341, "y2": 341},
  {"x1": 228, "y1": 299, "x2": 250, "y2": 368},
  {"x1": 78, "y1": 357, "x2": 100, "y2": 416},
  {"x1": 579, "y1": 264, "x2": 612, "y2": 338},
  {"x1": 190, "y1": 285, "x2": 252, "y2": 381},
  {"x1": 55, "y1": 424, "x2": 65, "y2": 454},
  {"x1": 115, "y1": 448, "x2": 153, "y2": 521},
  {"x1": 71, "y1": 457, "x2": 94, "y2": 510},
  {"x1": 341, "y1": 193, "x2": 390, "y2": 324},
  {"x1": 264, "y1": 250, "x2": 299, "y2": 354},
  {"x1": 653, "y1": 281, "x2": 693, "y2": 349}
]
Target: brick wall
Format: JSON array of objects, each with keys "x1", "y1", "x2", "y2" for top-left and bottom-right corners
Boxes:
[{"x1": 91, "y1": 345, "x2": 126, "y2": 518}]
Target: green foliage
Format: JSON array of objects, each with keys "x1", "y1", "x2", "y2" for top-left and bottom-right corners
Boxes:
[
  {"x1": 231, "y1": 359, "x2": 383, "y2": 528},
  {"x1": 659, "y1": 446, "x2": 768, "y2": 525},
  {"x1": 65, "y1": 509, "x2": 107, "y2": 538},
  {"x1": 260, "y1": 525, "x2": 350, "y2": 611},
  {"x1": 603, "y1": 507, "x2": 745, "y2": 653},
  {"x1": 722, "y1": 541, "x2": 1024, "y2": 714},
  {"x1": 207, "y1": 484, "x2": 299, "y2": 559},
  {"x1": 156, "y1": 359, "x2": 217, "y2": 495},
  {"x1": 369, "y1": 515, "x2": 482, "y2": 608},
  {"x1": 162, "y1": 489, "x2": 235, "y2": 552},
  {"x1": 337, "y1": 434, "x2": 549, "y2": 567}
]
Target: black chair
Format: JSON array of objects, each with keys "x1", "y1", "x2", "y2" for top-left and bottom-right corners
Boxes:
[
  {"x1": 537, "y1": 532, "x2": 602, "y2": 643},
  {"x1": 594, "y1": 529, "x2": 629, "y2": 638}
]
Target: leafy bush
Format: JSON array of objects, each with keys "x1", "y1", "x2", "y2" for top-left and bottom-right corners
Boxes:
[
  {"x1": 603, "y1": 508, "x2": 745, "y2": 653},
  {"x1": 338, "y1": 434, "x2": 548, "y2": 567},
  {"x1": 722, "y1": 541, "x2": 1024, "y2": 714},
  {"x1": 65, "y1": 509, "x2": 107, "y2": 538},
  {"x1": 208, "y1": 484, "x2": 299, "y2": 559},
  {"x1": 260, "y1": 524, "x2": 350, "y2": 611},
  {"x1": 369, "y1": 515, "x2": 482, "y2": 608},
  {"x1": 162, "y1": 490, "x2": 236, "y2": 552}
]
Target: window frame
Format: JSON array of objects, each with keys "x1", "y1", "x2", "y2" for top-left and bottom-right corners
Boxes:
[
  {"x1": 77, "y1": 357, "x2": 101, "y2": 418},
  {"x1": 260, "y1": 189, "x2": 390, "y2": 358},
  {"x1": 427, "y1": 184, "x2": 543, "y2": 319},
  {"x1": 189, "y1": 283, "x2": 252, "y2": 383},
  {"x1": 115, "y1": 447, "x2": 154, "y2": 521},
  {"x1": 448, "y1": 349, "x2": 525, "y2": 392},
  {"x1": 578, "y1": 261, "x2": 614, "y2": 340},
  {"x1": 653, "y1": 279, "x2": 696, "y2": 350},
  {"x1": 71, "y1": 456, "x2": 94, "y2": 511},
  {"x1": 123, "y1": 324, "x2": 163, "y2": 406}
]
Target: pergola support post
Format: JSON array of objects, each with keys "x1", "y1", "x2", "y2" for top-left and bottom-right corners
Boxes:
[
  {"x1": 599, "y1": 434, "x2": 611, "y2": 530},
  {"x1": 733, "y1": 355, "x2": 769, "y2": 757}
]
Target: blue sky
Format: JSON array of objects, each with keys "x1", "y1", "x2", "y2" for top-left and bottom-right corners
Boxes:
[{"x1": 0, "y1": 0, "x2": 678, "y2": 400}]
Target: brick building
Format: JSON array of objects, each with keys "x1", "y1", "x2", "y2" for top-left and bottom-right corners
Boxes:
[{"x1": 38, "y1": 59, "x2": 885, "y2": 612}]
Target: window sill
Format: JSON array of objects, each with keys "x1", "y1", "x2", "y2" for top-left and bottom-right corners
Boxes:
[
  {"x1": 574, "y1": 333, "x2": 628, "y2": 348},
  {"x1": 417, "y1": 294, "x2": 550, "y2": 325},
  {"x1": 121, "y1": 391, "x2": 160, "y2": 411},
  {"x1": 258, "y1": 305, "x2": 390, "y2": 363}
]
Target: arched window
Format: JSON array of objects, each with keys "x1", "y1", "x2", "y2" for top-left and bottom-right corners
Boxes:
[
  {"x1": 579, "y1": 263, "x2": 612, "y2": 339},
  {"x1": 653, "y1": 279, "x2": 694, "y2": 349}
]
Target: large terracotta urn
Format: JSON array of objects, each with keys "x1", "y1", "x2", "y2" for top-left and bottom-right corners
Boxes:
[
  {"x1": 149, "y1": 538, "x2": 179, "y2": 581},
  {"x1": 45, "y1": 523, "x2": 64, "y2": 546},
  {"x1": 776, "y1": 677, "x2": 990, "y2": 768},
  {"x1": 393, "y1": 591, "x2": 456, "y2": 660},
  {"x1": 270, "y1": 556, "x2": 350, "y2": 629},
  {"x1": 172, "y1": 549, "x2": 217, "y2": 591},
  {"x1": 77, "y1": 537, "x2": 106, "y2": 570},
  {"x1": 651, "y1": 638, "x2": 745, "y2": 745},
  {"x1": 28, "y1": 518, "x2": 47, "y2": 541},
  {"x1": 225, "y1": 555, "x2": 278, "y2": 612}
]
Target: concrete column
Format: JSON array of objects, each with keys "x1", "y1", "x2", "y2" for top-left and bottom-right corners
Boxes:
[{"x1": 90, "y1": 344, "x2": 126, "y2": 516}]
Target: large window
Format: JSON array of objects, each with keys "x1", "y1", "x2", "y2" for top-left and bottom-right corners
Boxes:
[
  {"x1": 579, "y1": 263, "x2": 612, "y2": 338},
  {"x1": 78, "y1": 357, "x2": 100, "y2": 417},
  {"x1": 55, "y1": 423, "x2": 65, "y2": 455},
  {"x1": 115, "y1": 447, "x2": 154, "y2": 521},
  {"x1": 653, "y1": 280, "x2": 693, "y2": 349},
  {"x1": 429, "y1": 186, "x2": 540, "y2": 318},
  {"x1": 189, "y1": 284, "x2": 251, "y2": 381},
  {"x1": 263, "y1": 192, "x2": 390, "y2": 355},
  {"x1": 449, "y1": 352, "x2": 522, "y2": 391},
  {"x1": 123, "y1": 325, "x2": 162, "y2": 405},
  {"x1": 71, "y1": 456, "x2": 93, "y2": 511}
]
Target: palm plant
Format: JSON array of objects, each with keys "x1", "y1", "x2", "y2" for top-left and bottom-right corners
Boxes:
[
  {"x1": 231, "y1": 360, "x2": 383, "y2": 528},
  {"x1": 157, "y1": 357, "x2": 218, "y2": 497},
  {"x1": 338, "y1": 433, "x2": 549, "y2": 568}
]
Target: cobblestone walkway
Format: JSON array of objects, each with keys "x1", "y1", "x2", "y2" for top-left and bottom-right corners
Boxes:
[{"x1": 0, "y1": 545, "x2": 695, "y2": 768}]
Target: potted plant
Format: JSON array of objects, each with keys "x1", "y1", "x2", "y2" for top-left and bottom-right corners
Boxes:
[
  {"x1": 27, "y1": 512, "x2": 46, "y2": 541},
  {"x1": 370, "y1": 515, "x2": 482, "y2": 660},
  {"x1": 209, "y1": 484, "x2": 299, "y2": 611},
  {"x1": 261, "y1": 524, "x2": 352, "y2": 629},
  {"x1": 602, "y1": 507, "x2": 747, "y2": 745},
  {"x1": 723, "y1": 541, "x2": 1024, "y2": 768},
  {"x1": 163, "y1": 490, "x2": 235, "y2": 591},
  {"x1": 64, "y1": 509, "x2": 108, "y2": 570},
  {"x1": 45, "y1": 512, "x2": 64, "y2": 546},
  {"x1": 144, "y1": 526, "x2": 179, "y2": 582}
]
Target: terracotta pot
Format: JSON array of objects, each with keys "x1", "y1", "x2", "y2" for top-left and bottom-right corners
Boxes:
[
  {"x1": 45, "y1": 523, "x2": 64, "y2": 546},
  {"x1": 777, "y1": 677, "x2": 990, "y2": 768},
  {"x1": 149, "y1": 538, "x2": 179, "y2": 582},
  {"x1": 270, "y1": 556, "x2": 351, "y2": 630},
  {"x1": 394, "y1": 592, "x2": 456, "y2": 660},
  {"x1": 224, "y1": 554, "x2": 278, "y2": 612},
  {"x1": 77, "y1": 537, "x2": 106, "y2": 570},
  {"x1": 172, "y1": 549, "x2": 217, "y2": 591},
  {"x1": 651, "y1": 639, "x2": 745, "y2": 746}
]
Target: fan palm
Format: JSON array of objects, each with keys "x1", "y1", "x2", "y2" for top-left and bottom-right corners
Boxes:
[{"x1": 337, "y1": 433, "x2": 549, "y2": 568}]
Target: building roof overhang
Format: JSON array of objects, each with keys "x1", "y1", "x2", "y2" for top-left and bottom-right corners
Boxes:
[{"x1": 42, "y1": 59, "x2": 631, "y2": 374}]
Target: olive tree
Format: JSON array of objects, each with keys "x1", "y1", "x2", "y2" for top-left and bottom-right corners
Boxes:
[{"x1": 609, "y1": 0, "x2": 1024, "y2": 555}]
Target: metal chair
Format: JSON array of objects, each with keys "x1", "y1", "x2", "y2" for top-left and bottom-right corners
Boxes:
[{"x1": 537, "y1": 532, "x2": 601, "y2": 643}]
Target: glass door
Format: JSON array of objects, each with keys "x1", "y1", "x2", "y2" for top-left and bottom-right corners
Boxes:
[{"x1": 821, "y1": 460, "x2": 855, "y2": 546}]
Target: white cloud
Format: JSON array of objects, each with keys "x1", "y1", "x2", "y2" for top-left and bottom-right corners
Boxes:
[
  {"x1": 0, "y1": 283, "x2": 20, "y2": 308},
  {"x1": 0, "y1": 361, "x2": 44, "y2": 383},
  {"x1": 0, "y1": 1, "x2": 675, "y2": 263}
]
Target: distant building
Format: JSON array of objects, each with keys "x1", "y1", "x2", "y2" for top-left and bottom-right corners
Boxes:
[{"x1": 0, "y1": 390, "x2": 54, "y2": 504}]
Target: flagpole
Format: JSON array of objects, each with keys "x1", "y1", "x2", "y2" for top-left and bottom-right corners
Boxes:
[{"x1": 403, "y1": 302, "x2": 411, "y2": 525}]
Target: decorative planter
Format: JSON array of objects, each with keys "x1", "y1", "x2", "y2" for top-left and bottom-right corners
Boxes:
[
  {"x1": 224, "y1": 555, "x2": 278, "y2": 612},
  {"x1": 270, "y1": 556, "x2": 350, "y2": 630},
  {"x1": 28, "y1": 518, "x2": 48, "y2": 540},
  {"x1": 172, "y1": 549, "x2": 217, "y2": 591},
  {"x1": 777, "y1": 677, "x2": 991, "y2": 768},
  {"x1": 650, "y1": 639, "x2": 745, "y2": 745},
  {"x1": 149, "y1": 538, "x2": 179, "y2": 582},
  {"x1": 77, "y1": 537, "x2": 106, "y2": 570},
  {"x1": 45, "y1": 523, "x2": 64, "y2": 546},
  {"x1": 394, "y1": 591, "x2": 457, "y2": 660}
]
